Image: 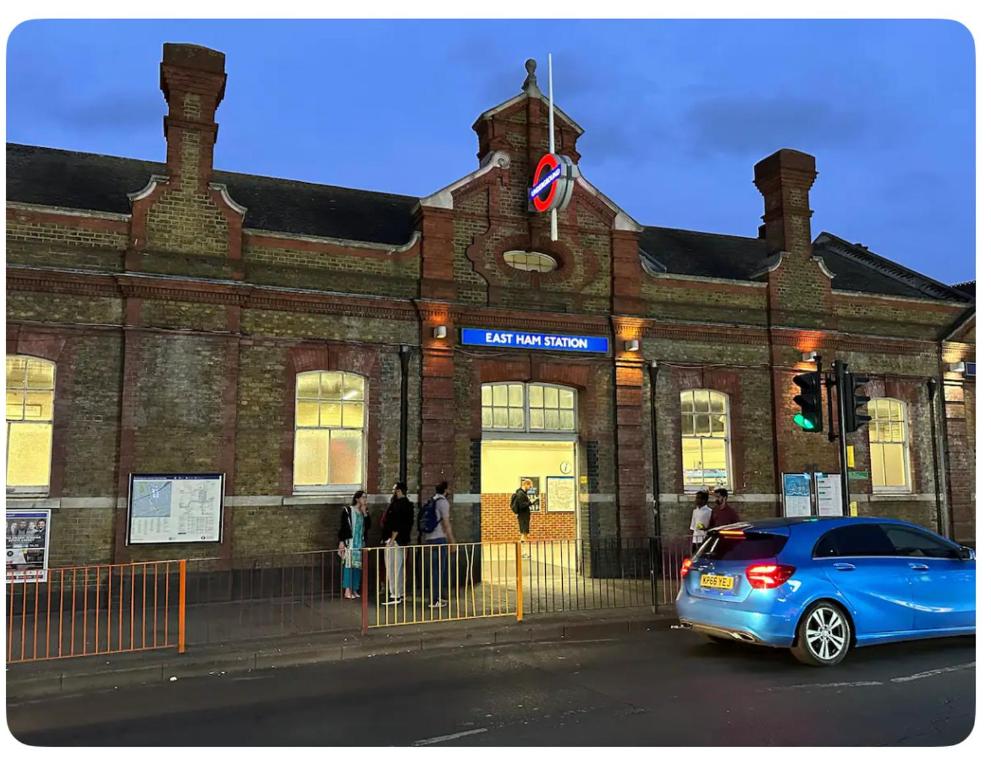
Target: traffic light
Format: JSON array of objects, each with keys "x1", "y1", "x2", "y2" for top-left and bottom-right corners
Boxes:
[
  {"x1": 841, "y1": 371, "x2": 872, "y2": 433},
  {"x1": 792, "y1": 371, "x2": 823, "y2": 432}
]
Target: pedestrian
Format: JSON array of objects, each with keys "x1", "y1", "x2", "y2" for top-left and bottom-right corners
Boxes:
[
  {"x1": 510, "y1": 479, "x2": 533, "y2": 558},
  {"x1": 381, "y1": 481, "x2": 414, "y2": 605},
  {"x1": 419, "y1": 480, "x2": 455, "y2": 608},
  {"x1": 689, "y1": 490, "x2": 712, "y2": 553},
  {"x1": 708, "y1": 488, "x2": 740, "y2": 530},
  {"x1": 338, "y1": 490, "x2": 370, "y2": 600}
]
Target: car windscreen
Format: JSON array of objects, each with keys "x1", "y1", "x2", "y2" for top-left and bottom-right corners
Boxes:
[{"x1": 697, "y1": 532, "x2": 787, "y2": 561}]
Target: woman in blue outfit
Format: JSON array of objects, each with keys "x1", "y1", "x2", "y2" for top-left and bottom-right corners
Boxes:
[{"x1": 338, "y1": 490, "x2": 370, "y2": 599}]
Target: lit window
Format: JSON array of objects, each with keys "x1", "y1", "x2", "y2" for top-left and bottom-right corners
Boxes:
[
  {"x1": 680, "y1": 389, "x2": 731, "y2": 490},
  {"x1": 481, "y1": 382, "x2": 577, "y2": 433},
  {"x1": 6, "y1": 355, "x2": 55, "y2": 494},
  {"x1": 867, "y1": 398, "x2": 910, "y2": 492},
  {"x1": 294, "y1": 371, "x2": 366, "y2": 491},
  {"x1": 503, "y1": 250, "x2": 558, "y2": 273}
]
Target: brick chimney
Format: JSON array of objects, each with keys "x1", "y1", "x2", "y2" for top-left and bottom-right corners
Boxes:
[
  {"x1": 160, "y1": 43, "x2": 227, "y2": 189},
  {"x1": 753, "y1": 149, "x2": 817, "y2": 256}
]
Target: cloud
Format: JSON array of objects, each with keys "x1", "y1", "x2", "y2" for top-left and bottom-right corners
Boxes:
[{"x1": 44, "y1": 91, "x2": 162, "y2": 132}]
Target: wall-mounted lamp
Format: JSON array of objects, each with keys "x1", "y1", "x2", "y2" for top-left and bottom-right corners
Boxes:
[
  {"x1": 947, "y1": 361, "x2": 966, "y2": 373},
  {"x1": 802, "y1": 351, "x2": 819, "y2": 363},
  {"x1": 432, "y1": 325, "x2": 448, "y2": 340},
  {"x1": 625, "y1": 339, "x2": 641, "y2": 353}
]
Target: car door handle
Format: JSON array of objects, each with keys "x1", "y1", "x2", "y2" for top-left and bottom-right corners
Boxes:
[
  {"x1": 908, "y1": 563, "x2": 929, "y2": 571},
  {"x1": 832, "y1": 562, "x2": 856, "y2": 571}
]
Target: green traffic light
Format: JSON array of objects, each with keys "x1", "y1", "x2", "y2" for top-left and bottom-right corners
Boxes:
[{"x1": 793, "y1": 413, "x2": 815, "y2": 430}]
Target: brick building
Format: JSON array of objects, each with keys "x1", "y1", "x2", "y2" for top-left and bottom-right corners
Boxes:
[{"x1": 5, "y1": 43, "x2": 976, "y2": 568}]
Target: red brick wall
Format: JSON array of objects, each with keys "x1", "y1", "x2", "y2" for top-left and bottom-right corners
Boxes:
[{"x1": 480, "y1": 493, "x2": 576, "y2": 542}]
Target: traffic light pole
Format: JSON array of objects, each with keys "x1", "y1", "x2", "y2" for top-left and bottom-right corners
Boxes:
[{"x1": 833, "y1": 360, "x2": 851, "y2": 517}]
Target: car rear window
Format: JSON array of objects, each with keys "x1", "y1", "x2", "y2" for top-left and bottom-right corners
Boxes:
[{"x1": 698, "y1": 532, "x2": 787, "y2": 561}]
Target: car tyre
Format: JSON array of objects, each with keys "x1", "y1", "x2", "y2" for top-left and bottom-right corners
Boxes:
[{"x1": 791, "y1": 600, "x2": 851, "y2": 666}]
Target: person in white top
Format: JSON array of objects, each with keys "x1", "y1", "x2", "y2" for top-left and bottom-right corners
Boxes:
[{"x1": 689, "y1": 490, "x2": 712, "y2": 554}]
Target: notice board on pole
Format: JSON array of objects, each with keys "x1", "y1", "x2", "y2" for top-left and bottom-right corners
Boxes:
[
  {"x1": 782, "y1": 473, "x2": 812, "y2": 517},
  {"x1": 127, "y1": 473, "x2": 224, "y2": 544},
  {"x1": 815, "y1": 473, "x2": 843, "y2": 517}
]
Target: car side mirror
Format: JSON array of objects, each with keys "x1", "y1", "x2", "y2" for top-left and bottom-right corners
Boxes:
[{"x1": 958, "y1": 546, "x2": 975, "y2": 561}]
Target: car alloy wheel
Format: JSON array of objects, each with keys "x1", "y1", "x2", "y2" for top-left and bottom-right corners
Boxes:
[{"x1": 791, "y1": 601, "x2": 851, "y2": 666}]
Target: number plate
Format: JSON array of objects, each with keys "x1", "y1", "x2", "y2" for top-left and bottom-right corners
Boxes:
[{"x1": 700, "y1": 574, "x2": 734, "y2": 590}]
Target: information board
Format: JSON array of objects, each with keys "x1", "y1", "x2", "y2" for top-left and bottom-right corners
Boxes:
[
  {"x1": 6, "y1": 509, "x2": 51, "y2": 582},
  {"x1": 546, "y1": 476, "x2": 576, "y2": 513},
  {"x1": 815, "y1": 473, "x2": 844, "y2": 517},
  {"x1": 128, "y1": 474, "x2": 224, "y2": 544},
  {"x1": 782, "y1": 473, "x2": 812, "y2": 518}
]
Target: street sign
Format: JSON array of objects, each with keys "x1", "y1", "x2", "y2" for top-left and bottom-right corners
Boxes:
[{"x1": 847, "y1": 470, "x2": 869, "y2": 480}]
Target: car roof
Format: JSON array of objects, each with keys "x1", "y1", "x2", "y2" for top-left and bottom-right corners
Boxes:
[{"x1": 729, "y1": 516, "x2": 930, "y2": 533}]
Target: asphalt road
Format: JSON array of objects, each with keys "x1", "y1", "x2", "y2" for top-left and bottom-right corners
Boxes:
[{"x1": 7, "y1": 626, "x2": 975, "y2": 746}]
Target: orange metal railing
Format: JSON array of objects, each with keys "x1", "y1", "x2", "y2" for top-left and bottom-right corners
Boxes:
[{"x1": 5, "y1": 559, "x2": 186, "y2": 664}]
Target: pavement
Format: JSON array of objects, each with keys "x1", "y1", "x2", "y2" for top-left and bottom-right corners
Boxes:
[{"x1": 5, "y1": 608, "x2": 976, "y2": 746}]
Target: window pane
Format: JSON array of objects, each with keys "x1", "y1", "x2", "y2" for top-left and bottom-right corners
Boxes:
[
  {"x1": 870, "y1": 443, "x2": 886, "y2": 487},
  {"x1": 681, "y1": 415, "x2": 693, "y2": 435},
  {"x1": 342, "y1": 374, "x2": 365, "y2": 401},
  {"x1": 889, "y1": 422, "x2": 904, "y2": 442},
  {"x1": 6, "y1": 422, "x2": 52, "y2": 488},
  {"x1": 508, "y1": 408, "x2": 525, "y2": 430},
  {"x1": 883, "y1": 526, "x2": 956, "y2": 558},
  {"x1": 6, "y1": 391, "x2": 24, "y2": 421},
  {"x1": 297, "y1": 372, "x2": 320, "y2": 399},
  {"x1": 329, "y1": 430, "x2": 363, "y2": 486},
  {"x1": 294, "y1": 429, "x2": 329, "y2": 486},
  {"x1": 342, "y1": 402, "x2": 364, "y2": 429},
  {"x1": 680, "y1": 392, "x2": 693, "y2": 412},
  {"x1": 877, "y1": 422, "x2": 890, "y2": 442},
  {"x1": 888, "y1": 400, "x2": 904, "y2": 420},
  {"x1": 682, "y1": 438, "x2": 703, "y2": 488},
  {"x1": 21, "y1": 392, "x2": 52, "y2": 422},
  {"x1": 545, "y1": 387, "x2": 559, "y2": 408},
  {"x1": 694, "y1": 415, "x2": 711, "y2": 435},
  {"x1": 882, "y1": 444, "x2": 906, "y2": 487},
  {"x1": 868, "y1": 422, "x2": 879, "y2": 441},
  {"x1": 560, "y1": 389, "x2": 574, "y2": 410},
  {"x1": 481, "y1": 386, "x2": 492, "y2": 407},
  {"x1": 320, "y1": 372, "x2": 344, "y2": 400},
  {"x1": 320, "y1": 402, "x2": 342, "y2": 427},
  {"x1": 694, "y1": 391, "x2": 711, "y2": 412},
  {"x1": 545, "y1": 410, "x2": 560, "y2": 430},
  {"x1": 701, "y1": 439, "x2": 729, "y2": 485},
  {"x1": 561, "y1": 410, "x2": 575, "y2": 431},
  {"x1": 530, "y1": 386, "x2": 544, "y2": 407},
  {"x1": 481, "y1": 408, "x2": 493, "y2": 429},
  {"x1": 296, "y1": 401, "x2": 319, "y2": 427},
  {"x1": 873, "y1": 400, "x2": 889, "y2": 420},
  {"x1": 25, "y1": 360, "x2": 54, "y2": 390},
  {"x1": 530, "y1": 409, "x2": 544, "y2": 430},
  {"x1": 711, "y1": 414, "x2": 726, "y2": 435},
  {"x1": 508, "y1": 385, "x2": 524, "y2": 408},
  {"x1": 710, "y1": 395, "x2": 725, "y2": 413},
  {"x1": 493, "y1": 385, "x2": 508, "y2": 407},
  {"x1": 493, "y1": 408, "x2": 508, "y2": 429},
  {"x1": 7, "y1": 356, "x2": 27, "y2": 385},
  {"x1": 833, "y1": 524, "x2": 895, "y2": 557}
]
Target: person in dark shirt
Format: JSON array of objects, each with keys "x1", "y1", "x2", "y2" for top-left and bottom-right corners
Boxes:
[
  {"x1": 381, "y1": 482, "x2": 415, "y2": 605},
  {"x1": 708, "y1": 488, "x2": 740, "y2": 529}
]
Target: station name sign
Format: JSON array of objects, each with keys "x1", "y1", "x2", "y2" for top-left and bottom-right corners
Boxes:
[{"x1": 461, "y1": 328, "x2": 609, "y2": 354}]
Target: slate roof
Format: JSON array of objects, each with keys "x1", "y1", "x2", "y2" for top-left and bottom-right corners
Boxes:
[
  {"x1": 6, "y1": 143, "x2": 419, "y2": 246},
  {"x1": 6, "y1": 142, "x2": 973, "y2": 303},
  {"x1": 953, "y1": 280, "x2": 976, "y2": 298}
]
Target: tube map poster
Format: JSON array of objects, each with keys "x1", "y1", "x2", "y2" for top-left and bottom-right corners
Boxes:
[{"x1": 128, "y1": 474, "x2": 224, "y2": 544}]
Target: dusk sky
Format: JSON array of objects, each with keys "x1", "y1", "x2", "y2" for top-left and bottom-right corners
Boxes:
[{"x1": 6, "y1": 19, "x2": 976, "y2": 284}]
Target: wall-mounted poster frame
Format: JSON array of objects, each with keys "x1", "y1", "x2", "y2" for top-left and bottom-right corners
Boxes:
[
  {"x1": 546, "y1": 476, "x2": 576, "y2": 513},
  {"x1": 6, "y1": 509, "x2": 51, "y2": 582},
  {"x1": 127, "y1": 473, "x2": 224, "y2": 545}
]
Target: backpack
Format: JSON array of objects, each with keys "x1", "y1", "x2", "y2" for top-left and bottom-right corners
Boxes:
[{"x1": 417, "y1": 496, "x2": 440, "y2": 534}]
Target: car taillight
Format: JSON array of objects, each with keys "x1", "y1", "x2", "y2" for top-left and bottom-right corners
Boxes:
[
  {"x1": 745, "y1": 563, "x2": 796, "y2": 589},
  {"x1": 680, "y1": 557, "x2": 693, "y2": 579}
]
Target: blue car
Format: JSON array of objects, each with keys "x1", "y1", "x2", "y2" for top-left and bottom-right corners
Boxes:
[{"x1": 676, "y1": 516, "x2": 975, "y2": 666}]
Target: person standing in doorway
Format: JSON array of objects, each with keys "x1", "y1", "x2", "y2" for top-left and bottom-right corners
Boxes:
[
  {"x1": 511, "y1": 479, "x2": 533, "y2": 558},
  {"x1": 708, "y1": 488, "x2": 740, "y2": 530},
  {"x1": 338, "y1": 490, "x2": 370, "y2": 600},
  {"x1": 689, "y1": 490, "x2": 712, "y2": 554},
  {"x1": 420, "y1": 480, "x2": 455, "y2": 608},
  {"x1": 382, "y1": 482, "x2": 414, "y2": 605}
]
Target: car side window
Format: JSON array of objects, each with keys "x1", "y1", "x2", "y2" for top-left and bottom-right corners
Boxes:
[
  {"x1": 882, "y1": 525, "x2": 959, "y2": 559},
  {"x1": 814, "y1": 524, "x2": 896, "y2": 558}
]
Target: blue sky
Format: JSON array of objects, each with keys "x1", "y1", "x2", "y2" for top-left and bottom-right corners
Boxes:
[{"x1": 6, "y1": 19, "x2": 976, "y2": 284}]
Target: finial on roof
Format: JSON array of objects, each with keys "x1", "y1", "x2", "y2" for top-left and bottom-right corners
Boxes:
[{"x1": 522, "y1": 58, "x2": 541, "y2": 96}]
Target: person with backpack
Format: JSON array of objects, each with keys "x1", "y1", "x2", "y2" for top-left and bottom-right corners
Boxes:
[
  {"x1": 338, "y1": 490, "x2": 370, "y2": 600},
  {"x1": 419, "y1": 480, "x2": 455, "y2": 609},
  {"x1": 510, "y1": 480, "x2": 533, "y2": 558},
  {"x1": 381, "y1": 481, "x2": 414, "y2": 605}
]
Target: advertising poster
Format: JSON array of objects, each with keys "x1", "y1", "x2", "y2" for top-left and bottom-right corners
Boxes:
[
  {"x1": 128, "y1": 473, "x2": 224, "y2": 544},
  {"x1": 519, "y1": 476, "x2": 541, "y2": 513},
  {"x1": 6, "y1": 509, "x2": 51, "y2": 582},
  {"x1": 815, "y1": 473, "x2": 844, "y2": 517},
  {"x1": 782, "y1": 473, "x2": 812, "y2": 517},
  {"x1": 546, "y1": 476, "x2": 576, "y2": 513}
]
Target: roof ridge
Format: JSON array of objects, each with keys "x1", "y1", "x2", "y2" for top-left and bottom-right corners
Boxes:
[
  {"x1": 642, "y1": 224, "x2": 762, "y2": 243},
  {"x1": 815, "y1": 231, "x2": 971, "y2": 302}
]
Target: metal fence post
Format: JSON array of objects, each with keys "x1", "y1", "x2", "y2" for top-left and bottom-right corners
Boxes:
[
  {"x1": 178, "y1": 559, "x2": 187, "y2": 654},
  {"x1": 361, "y1": 548, "x2": 369, "y2": 636},
  {"x1": 515, "y1": 541, "x2": 524, "y2": 623},
  {"x1": 649, "y1": 536, "x2": 659, "y2": 614}
]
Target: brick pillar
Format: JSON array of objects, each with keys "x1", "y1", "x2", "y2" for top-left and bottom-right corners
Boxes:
[
  {"x1": 418, "y1": 207, "x2": 455, "y2": 300},
  {"x1": 612, "y1": 318, "x2": 648, "y2": 540},
  {"x1": 416, "y1": 301, "x2": 455, "y2": 495},
  {"x1": 611, "y1": 229, "x2": 644, "y2": 316}
]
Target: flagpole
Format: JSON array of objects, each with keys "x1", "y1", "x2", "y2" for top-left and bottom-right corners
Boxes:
[{"x1": 548, "y1": 52, "x2": 557, "y2": 242}]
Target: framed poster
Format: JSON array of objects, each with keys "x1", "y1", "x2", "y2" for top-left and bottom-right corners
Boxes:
[
  {"x1": 128, "y1": 473, "x2": 224, "y2": 544},
  {"x1": 815, "y1": 473, "x2": 843, "y2": 517},
  {"x1": 519, "y1": 476, "x2": 541, "y2": 513},
  {"x1": 546, "y1": 476, "x2": 576, "y2": 513},
  {"x1": 782, "y1": 473, "x2": 812, "y2": 518},
  {"x1": 6, "y1": 509, "x2": 51, "y2": 582}
]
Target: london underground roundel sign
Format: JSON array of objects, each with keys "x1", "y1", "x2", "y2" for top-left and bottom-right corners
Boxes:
[{"x1": 529, "y1": 153, "x2": 577, "y2": 213}]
